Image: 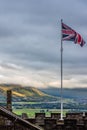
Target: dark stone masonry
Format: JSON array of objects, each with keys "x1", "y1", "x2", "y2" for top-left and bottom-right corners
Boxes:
[{"x1": 0, "y1": 109, "x2": 87, "y2": 130}]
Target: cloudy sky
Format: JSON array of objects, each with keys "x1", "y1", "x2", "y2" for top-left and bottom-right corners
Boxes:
[{"x1": 0, "y1": 0, "x2": 87, "y2": 88}]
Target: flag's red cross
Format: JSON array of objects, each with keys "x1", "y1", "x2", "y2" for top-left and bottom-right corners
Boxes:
[{"x1": 62, "y1": 22, "x2": 85, "y2": 47}]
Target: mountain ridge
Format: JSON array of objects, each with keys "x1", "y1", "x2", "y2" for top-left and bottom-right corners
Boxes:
[
  {"x1": 40, "y1": 87, "x2": 87, "y2": 99},
  {"x1": 0, "y1": 84, "x2": 59, "y2": 103},
  {"x1": 0, "y1": 84, "x2": 49, "y2": 98}
]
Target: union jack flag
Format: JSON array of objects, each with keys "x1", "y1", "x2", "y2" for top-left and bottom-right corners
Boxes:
[{"x1": 62, "y1": 22, "x2": 85, "y2": 47}]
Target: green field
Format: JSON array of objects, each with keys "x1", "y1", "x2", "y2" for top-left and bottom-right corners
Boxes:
[{"x1": 13, "y1": 108, "x2": 68, "y2": 118}]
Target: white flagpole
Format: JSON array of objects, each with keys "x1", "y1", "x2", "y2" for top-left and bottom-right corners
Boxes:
[{"x1": 60, "y1": 19, "x2": 63, "y2": 120}]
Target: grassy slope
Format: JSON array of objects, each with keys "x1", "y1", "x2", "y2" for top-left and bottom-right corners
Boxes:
[{"x1": 0, "y1": 84, "x2": 51, "y2": 98}]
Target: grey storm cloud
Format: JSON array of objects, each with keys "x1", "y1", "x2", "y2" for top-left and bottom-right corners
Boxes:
[{"x1": 0, "y1": 0, "x2": 86, "y2": 87}]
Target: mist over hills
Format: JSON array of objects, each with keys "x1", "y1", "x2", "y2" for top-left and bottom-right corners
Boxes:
[
  {"x1": 40, "y1": 87, "x2": 87, "y2": 99},
  {"x1": 0, "y1": 84, "x2": 87, "y2": 100}
]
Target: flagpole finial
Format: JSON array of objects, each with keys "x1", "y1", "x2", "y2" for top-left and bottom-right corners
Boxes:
[{"x1": 61, "y1": 19, "x2": 63, "y2": 23}]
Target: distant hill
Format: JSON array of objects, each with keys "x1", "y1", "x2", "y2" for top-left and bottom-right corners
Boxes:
[
  {"x1": 0, "y1": 84, "x2": 57, "y2": 102},
  {"x1": 40, "y1": 87, "x2": 87, "y2": 99}
]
